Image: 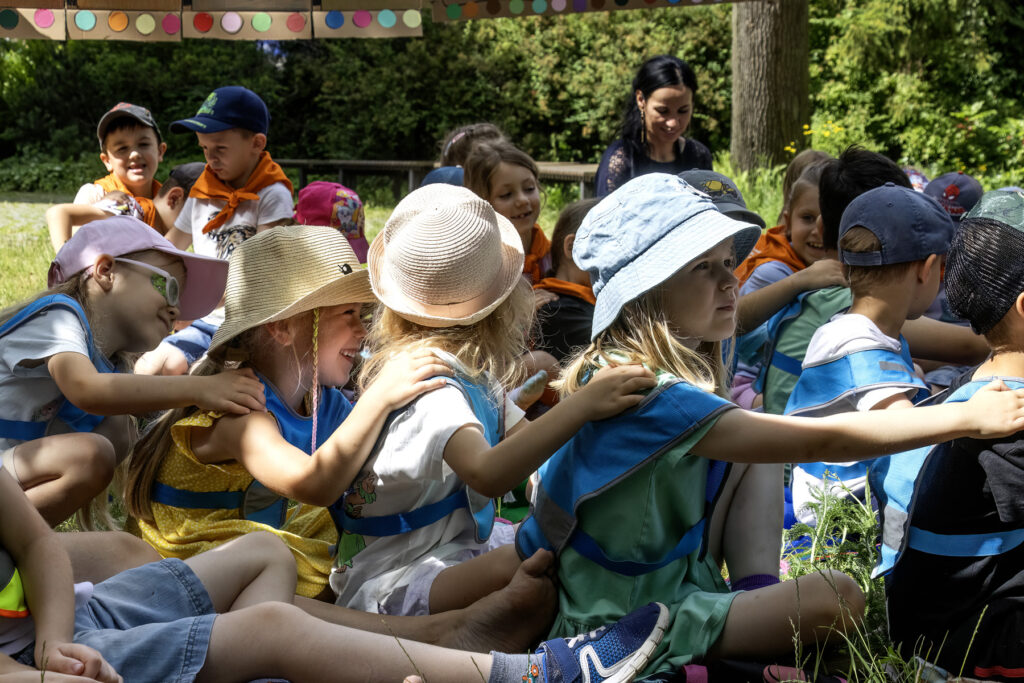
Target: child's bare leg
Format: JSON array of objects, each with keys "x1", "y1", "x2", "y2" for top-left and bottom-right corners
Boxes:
[
  {"x1": 4, "y1": 434, "x2": 115, "y2": 526},
  {"x1": 184, "y1": 532, "x2": 298, "y2": 611},
  {"x1": 297, "y1": 548, "x2": 558, "y2": 654},
  {"x1": 708, "y1": 462, "x2": 784, "y2": 581},
  {"x1": 197, "y1": 601, "x2": 497, "y2": 683},
  {"x1": 59, "y1": 530, "x2": 160, "y2": 583},
  {"x1": 707, "y1": 569, "x2": 865, "y2": 660},
  {"x1": 429, "y1": 543, "x2": 521, "y2": 613}
]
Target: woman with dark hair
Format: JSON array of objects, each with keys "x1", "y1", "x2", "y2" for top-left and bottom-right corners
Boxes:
[{"x1": 595, "y1": 55, "x2": 712, "y2": 197}]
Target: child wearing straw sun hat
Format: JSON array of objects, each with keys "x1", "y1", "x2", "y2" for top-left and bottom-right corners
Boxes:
[
  {"x1": 327, "y1": 183, "x2": 656, "y2": 617},
  {"x1": 125, "y1": 224, "x2": 453, "y2": 599}
]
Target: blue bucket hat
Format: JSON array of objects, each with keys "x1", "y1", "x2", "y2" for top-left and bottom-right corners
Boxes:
[
  {"x1": 839, "y1": 183, "x2": 954, "y2": 266},
  {"x1": 574, "y1": 173, "x2": 761, "y2": 339},
  {"x1": 170, "y1": 86, "x2": 270, "y2": 136}
]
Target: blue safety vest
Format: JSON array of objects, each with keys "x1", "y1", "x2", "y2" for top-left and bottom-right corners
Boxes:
[
  {"x1": 328, "y1": 375, "x2": 503, "y2": 545},
  {"x1": 871, "y1": 378, "x2": 1024, "y2": 577},
  {"x1": 785, "y1": 341, "x2": 930, "y2": 483},
  {"x1": 0, "y1": 294, "x2": 113, "y2": 442},
  {"x1": 735, "y1": 287, "x2": 853, "y2": 415},
  {"x1": 151, "y1": 376, "x2": 353, "y2": 528},
  {"x1": 516, "y1": 379, "x2": 734, "y2": 576}
]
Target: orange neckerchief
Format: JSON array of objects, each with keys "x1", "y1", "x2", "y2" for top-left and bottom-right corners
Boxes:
[
  {"x1": 734, "y1": 225, "x2": 807, "y2": 286},
  {"x1": 534, "y1": 277, "x2": 596, "y2": 306},
  {"x1": 190, "y1": 152, "x2": 293, "y2": 234},
  {"x1": 94, "y1": 173, "x2": 160, "y2": 227},
  {"x1": 523, "y1": 224, "x2": 551, "y2": 283}
]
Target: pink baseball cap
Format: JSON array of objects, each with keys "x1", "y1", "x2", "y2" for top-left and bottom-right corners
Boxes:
[
  {"x1": 48, "y1": 215, "x2": 228, "y2": 320},
  {"x1": 293, "y1": 181, "x2": 370, "y2": 263}
]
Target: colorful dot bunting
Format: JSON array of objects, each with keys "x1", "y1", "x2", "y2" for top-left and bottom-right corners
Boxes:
[{"x1": 67, "y1": 8, "x2": 181, "y2": 40}]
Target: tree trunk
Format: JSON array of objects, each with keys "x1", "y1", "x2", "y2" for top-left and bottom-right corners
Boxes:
[{"x1": 730, "y1": 0, "x2": 809, "y2": 171}]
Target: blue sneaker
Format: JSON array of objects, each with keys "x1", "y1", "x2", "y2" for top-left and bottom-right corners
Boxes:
[{"x1": 537, "y1": 602, "x2": 669, "y2": 683}]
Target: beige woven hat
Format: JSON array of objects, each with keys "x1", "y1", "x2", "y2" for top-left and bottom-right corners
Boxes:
[
  {"x1": 208, "y1": 224, "x2": 375, "y2": 356},
  {"x1": 368, "y1": 184, "x2": 525, "y2": 327}
]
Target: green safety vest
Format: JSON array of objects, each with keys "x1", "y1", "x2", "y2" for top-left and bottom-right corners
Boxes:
[{"x1": 0, "y1": 548, "x2": 28, "y2": 619}]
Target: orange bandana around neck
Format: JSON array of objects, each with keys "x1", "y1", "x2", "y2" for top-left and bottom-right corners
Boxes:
[
  {"x1": 190, "y1": 152, "x2": 293, "y2": 234},
  {"x1": 523, "y1": 224, "x2": 551, "y2": 283},
  {"x1": 95, "y1": 173, "x2": 161, "y2": 227},
  {"x1": 534, "y1": 277, "x2": 596, "y2": 306},
  {"x1": 734, "y1": 225, "x2": 807, "y2": 286}
]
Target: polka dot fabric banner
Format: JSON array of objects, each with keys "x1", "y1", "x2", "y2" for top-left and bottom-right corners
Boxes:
[
  {"x1": 313, "y1": 8, "x2": 422, "y2": 37},
  {"x1": 182, "y1": 10, "x2": 312, "y2": 39},
  {"x1": 432, "y1": 0, "x2": 737, "y2": 21},
  {"x1": 0, "y1": 6, "x2": 64, "y2": 39},
  {"x1": 67, "y1": 8, "x2": 181, "y2": 40}
]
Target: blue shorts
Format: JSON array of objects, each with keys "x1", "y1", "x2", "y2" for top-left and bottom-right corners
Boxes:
[
  {"x1": 163, "y1": 319, "x2": 218, "y2": 365},
  {"x1": 18, "y1": 559, "x2": 216, "y2": 683}
]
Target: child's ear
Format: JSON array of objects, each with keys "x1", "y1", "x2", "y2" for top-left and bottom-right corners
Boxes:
[
  {"x1": 164, "y1": 187, "x2": 185, "y2": 211},
  {"x1": 1014, "y1": 291, "x2": 1024, "y2": 320},
  {"x1": 264, "y1": 320, "x2": 294, "y2": 346},
  {"x1": 782, "y1": 211, "x2": 792, "y2": 240},
  {"x1": 157, "y1": 141, "x2": 167, "y2": 162},
  {"x1": 918, "y1": 254, "x2": 940, "y2": 282},
  {"x1": 99, "y1": 152, "x2": 114, "y2": 173},
  {"x1": 91, "y1": 254, "x2": 116, "y2": 292},
  {"x1": 253, "y1": 133, "x2": 267, "y2": 154},
  {"x1": 562, "y1": 233, "x2": 576, "y2": 261}
]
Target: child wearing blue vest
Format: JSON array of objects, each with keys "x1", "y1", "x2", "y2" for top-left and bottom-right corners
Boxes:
[
  {"x1": 125, "y1": 225, "x2": 459, "y2": 600},
  {"x1": 0, "y1": 215, "x2": 265, "y2": 529},
  {"x1": 330, "y1": 183, "x2": 655, "y2": 618},
  {"x1": 785, "y1": 184, "x2": 954, "y2": 525},
  {"x1": 878, "y1": 191, "x2": 1024, "y2": 681},
  {"x1": 0, "y1": 457, "x2": 671, "y2": 683},
  {"x1": 515, "y1": 173, "x2": 1024, "y2": 677}
]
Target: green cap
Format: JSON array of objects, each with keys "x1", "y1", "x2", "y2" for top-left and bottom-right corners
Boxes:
[{"x1": 964, "y1": 189, "x2": 1024, "y2": 232}]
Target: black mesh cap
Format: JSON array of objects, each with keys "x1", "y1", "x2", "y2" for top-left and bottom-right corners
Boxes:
[{"x1": 946, "y1": 216, "x2": 1024, "y2": 334}]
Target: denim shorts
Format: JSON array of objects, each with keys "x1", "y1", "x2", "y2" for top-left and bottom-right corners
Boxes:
[
  {"x1": 163, "y1": 319, "x2": 218, "y2": 365},
  {"x1": 18, "y1": 558, "x2": 216, "y2": 682}
]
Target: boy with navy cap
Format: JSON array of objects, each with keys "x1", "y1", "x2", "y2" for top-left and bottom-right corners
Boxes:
[
  {"x1": 880, "y1": 190, "x2": 1024, "y2": 679},
  {"x1": 142, "y1": 87, "x2": 294, "y2": 376},
  {"x1": 784, "y1": 183, "x2": 955, "y2": 524}
]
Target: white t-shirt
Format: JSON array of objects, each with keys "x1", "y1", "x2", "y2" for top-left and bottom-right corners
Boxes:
[
  {"x1": 174, "y1": 182, "x2": 293, "y2": 261},
  {"x1": 73, "y1": 183, "x2": 106, "y2": 206},
  {"x1": 0, "y1": 307, "x2": 93, "y2": 452},
  {"x1": 794, "y1": 313, "x2": 918, "y2": 524},
  {"x1": 329, "y1": 351, "x2": 524, "y2": 615}
]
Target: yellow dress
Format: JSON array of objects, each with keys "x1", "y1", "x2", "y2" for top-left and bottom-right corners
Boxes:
[{"x1": 132, "y1": 411, "x2": 337, "y2": 598}]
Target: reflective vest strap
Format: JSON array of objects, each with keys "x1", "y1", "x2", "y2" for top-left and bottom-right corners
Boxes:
[
  {"x1": 338, "y1": 489, "x2": 466, "y2": 537},
  {"x1": 151, "y1": 481, "x2": 245, "y2": 510},
  {"x1": 568, "y1": 518, "x2": 707, "y2": 577},
  {"x1": 907, "y1": 526, "x2": 1024, "y2": 557}
]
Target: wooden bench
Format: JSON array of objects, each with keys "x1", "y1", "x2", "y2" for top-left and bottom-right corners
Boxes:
[{"x1": 276, "y1": 158, "x2": 600, "y2": 199}]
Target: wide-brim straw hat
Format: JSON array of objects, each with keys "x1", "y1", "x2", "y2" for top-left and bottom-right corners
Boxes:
[
  {"x1": 368, "y1": 184, "x2": 525, "y2": 328},
  {"x1": 208, "y1": 224, "x2": 375, "y2": 356}
]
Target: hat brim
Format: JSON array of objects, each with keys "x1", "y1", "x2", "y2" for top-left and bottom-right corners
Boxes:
[
  {"x1": 717, "y1": 203, "x2": 766, "y2": 230},
  {"x1": 169, "y1": 116, "x2": 235, "y2": 134},
  {"x1": 208, "y1": 268, "x2": 376, "y2": 356},
  {"x1": 163, "y1": 250, "x2": 229, "y2": 321},
  {"x1": 591, "y1": 208, "x2": 761, "y2": 339},
  {"x1": 368, "y1": 213, "x2": 525, "y2": 328}
]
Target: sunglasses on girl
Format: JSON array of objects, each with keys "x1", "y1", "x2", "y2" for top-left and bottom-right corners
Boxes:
[{"x1": 114, "y1": 258, "x2": 181, "y2": 307}]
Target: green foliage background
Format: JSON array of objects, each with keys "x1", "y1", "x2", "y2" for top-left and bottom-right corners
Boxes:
[{"x1": 1, "y1": 0, "x2": 1023, "y2": 193}]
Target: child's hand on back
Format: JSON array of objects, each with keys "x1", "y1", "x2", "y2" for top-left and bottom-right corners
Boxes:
[
  {"x1": 573, "y1": 364, "x2": 656, "y2": 421},
  {"x1": 363, "y1": 349, "x2": 452, "y2": 411},
  {"x1": 795, "y1": 258, "x2": 845, "y2": 291},
  {"x1": 193, "y1": 368, "x2": 267, "y2": 414},
  {"x1": 963, "y1": 379, "x2": 1024, "y2": 438}
]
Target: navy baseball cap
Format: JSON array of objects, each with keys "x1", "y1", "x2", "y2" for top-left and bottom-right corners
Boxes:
[
  {"x1": 839, "y1": 183, "x2": 954, "y2": 266},
  {"x1": 170, "y1": 86, "x2": 269, "y2": 136},
  {"x1": 924, "y1": 172, "x2": 984, "y2": 222},
  {"x1": 420, "y1": 166, "x2": 464, "y2": 188},
  {"x1": 677, "y1": 169, "x2": 767, "y2": 229},
  {"x1": 97, "y1": 103, "x2": 161, "y2": 149}
]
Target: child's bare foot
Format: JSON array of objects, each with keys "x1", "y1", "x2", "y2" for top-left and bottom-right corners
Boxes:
[{"x1": 441, "y1": 549, "x2": 558, "y2": 653}]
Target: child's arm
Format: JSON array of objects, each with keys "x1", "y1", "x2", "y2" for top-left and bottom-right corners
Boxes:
[
  {"x1": 45, "y1": 204, "x2": 110, "y2": 253},
  {"x1": 903, "y1": 315, "x2": 989, "y2": 364},
  {"x1": 693, "y1": 379, "x2": 1024, "y2": 464},
  {"x1": 735, "y1": 259, "x2": 845, "y2": 334},
  {"x1": 47, "y1": 353, "x2": 266, "y2": 416},
  {"x1": 443, "y1": 364, "x2": 656, "y2": 497},
  {"x1": 193, "y1": 350, "x2": 451, "y2": 506},
  {"x1": 164, "y1": 226, "x2": 192, "y2": 251},
  {"x1": 0, "y1": 469, "x2": 119, "y2": 682}
]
